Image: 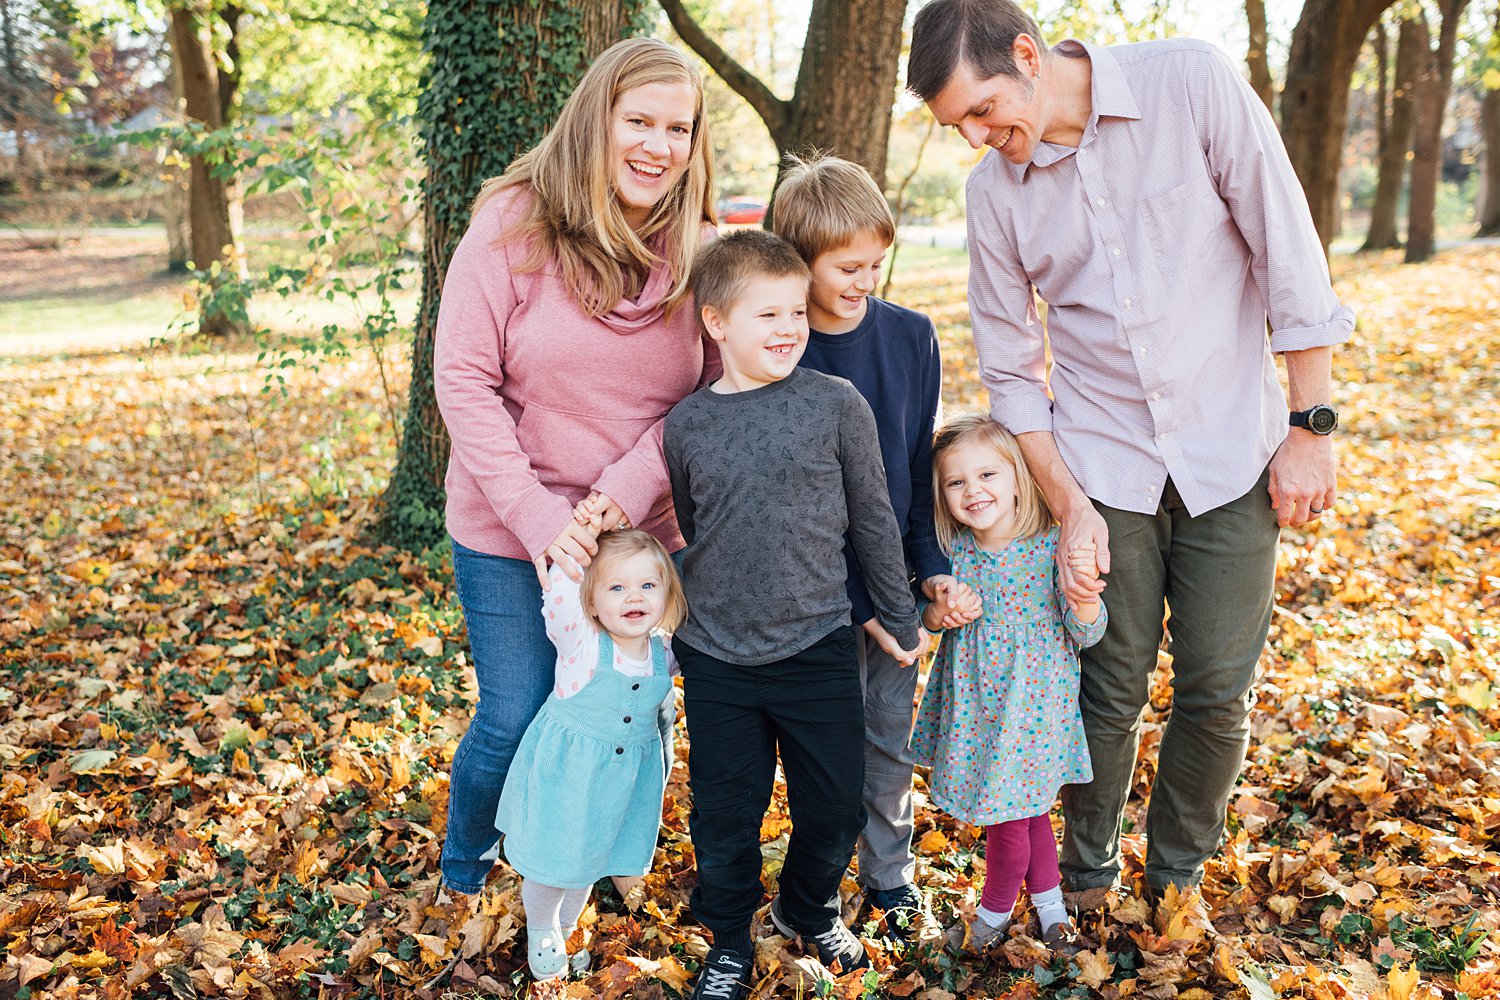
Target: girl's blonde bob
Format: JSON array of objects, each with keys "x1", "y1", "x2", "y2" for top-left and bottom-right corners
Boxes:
[
  {"x1": 472, "y1": 37, "x2": 715, "y2": 317},
  {"x1": 931, "y1": 414, "x2": 1052, "y2": 553},
  {"x1": 580, "y1": 529, "x2": 688, "y2": 636}
]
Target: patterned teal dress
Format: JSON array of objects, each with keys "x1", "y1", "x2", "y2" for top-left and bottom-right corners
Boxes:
[{"x1": 912, "y1": 526, "x2": 1108, "y2": 826}]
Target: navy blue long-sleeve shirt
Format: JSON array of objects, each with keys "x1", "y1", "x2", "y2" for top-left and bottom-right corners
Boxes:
[{"x1": 799, "y1": 295, "x2": 948, "y2": 624}]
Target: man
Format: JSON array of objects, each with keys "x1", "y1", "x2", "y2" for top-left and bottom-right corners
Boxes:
[{"x1": 906, "y1": 0, "x2": 1354, "y2": 903}]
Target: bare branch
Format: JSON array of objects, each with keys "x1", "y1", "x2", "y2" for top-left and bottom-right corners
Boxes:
[{"x1": 658, "y1": 0, "x2": 790, "y2": 144}]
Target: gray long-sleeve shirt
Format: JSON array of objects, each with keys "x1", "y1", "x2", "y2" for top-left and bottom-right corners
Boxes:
[{"x1": 664, "y1": 367, "x2": 921, "y2": 666}]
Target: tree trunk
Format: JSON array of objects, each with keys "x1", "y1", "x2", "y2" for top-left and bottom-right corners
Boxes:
[
  {"x1": 1281, "y1": 0, "x2": 1394, "y2": 251},
  {"x1": 377, "y1": 0, "x2": 648, "y2": 550},
  {"x1": 1245, "y1": 0, "x2": 1275, "y2": 111},
  {"x1": 1406, "y1": 0, "x2": 1470, "y2": 263},
  {"x1": 163, "y1": 38, "x2": 190, "y2": 272},
  {"x1": 169, "y1": 3, "x2": 246, "y2": 335},
  {"x1": 1363, "y1": 14, "x2": 1424, "y2": 250},
  {"x1": 1477, "y1": 8, "x2": 1500, "y2": 236},
  {"x1": 660, "y1": 0, "x2": 908, "y2": 202}
]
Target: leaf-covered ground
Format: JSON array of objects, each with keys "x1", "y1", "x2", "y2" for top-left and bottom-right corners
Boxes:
[{"x1": 1, "y1": 237, "x2": 1497, "y2": 999}]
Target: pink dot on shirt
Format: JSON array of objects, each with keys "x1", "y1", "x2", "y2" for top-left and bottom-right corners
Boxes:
[{"x1": 571, "y1": 682, "x2": 578, "y2": 691}]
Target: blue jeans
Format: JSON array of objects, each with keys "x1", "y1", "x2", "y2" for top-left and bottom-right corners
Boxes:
[{"x1": 441, "y1": 539, "x2": 554, "y2": 894}]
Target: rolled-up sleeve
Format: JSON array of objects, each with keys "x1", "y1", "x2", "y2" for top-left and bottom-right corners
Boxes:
[
  {"x1": 1193, "y1": 45, "x2": 1355, "y2": 354},
  {"x1": 966, "y1": 173, "x2": 1056, "y2": 435}
]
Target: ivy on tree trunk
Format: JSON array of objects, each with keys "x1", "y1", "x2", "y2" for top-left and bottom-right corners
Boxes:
[{"x1": 378, "y1": 0, "x2": 649, "y2": 551}]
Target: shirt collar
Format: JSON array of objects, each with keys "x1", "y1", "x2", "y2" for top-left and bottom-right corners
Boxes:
[{"x1": 1017, "y1": 39, "x2": 1142, "y2": 176}]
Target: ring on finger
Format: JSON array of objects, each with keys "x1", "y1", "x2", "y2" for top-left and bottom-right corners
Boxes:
[
  {"x1": 1310, "y1": 506, "x2": 1324, "y2": 514},
  {"x1": 615, "y1": 518, "x2": 628, "y2": 529}
]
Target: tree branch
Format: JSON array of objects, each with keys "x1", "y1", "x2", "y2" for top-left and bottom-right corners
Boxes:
[{"x1": 657, "y1": 0, "x2": 790, "y2": 145}]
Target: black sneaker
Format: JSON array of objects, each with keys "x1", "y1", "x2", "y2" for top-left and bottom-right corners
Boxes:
[
  {"x1": 768, "y1": 894, "x2": 870, "y2": 973},
  {"x1": 864, "y1": 882, "x2": 934, "y2": 943},
  {"x1": 689, "y1": 948, "x2": 752, "y2": 1000}
]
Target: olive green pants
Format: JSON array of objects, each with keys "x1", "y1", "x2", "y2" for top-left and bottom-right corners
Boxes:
[{"x1": 1059, "y1": 469, "x2": 1279, "y2": 893}]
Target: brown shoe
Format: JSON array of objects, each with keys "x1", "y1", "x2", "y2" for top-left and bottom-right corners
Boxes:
[
  {"x1": 1042, "y1": 919, "x2": 1082, "y2": 957},
  {"x1": 1062, "y1": 883, "x2": 1123, "y2": 915}
]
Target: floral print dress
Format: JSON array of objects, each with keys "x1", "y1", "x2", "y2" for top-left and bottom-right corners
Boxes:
[{"x1": 911, "y1": 526, "x2": 1108, "y2": 826}]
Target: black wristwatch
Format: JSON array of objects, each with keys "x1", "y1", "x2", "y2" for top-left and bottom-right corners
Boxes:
[{"x1": 1289, "y1": 404, "x2": 1338, "y2": 435}]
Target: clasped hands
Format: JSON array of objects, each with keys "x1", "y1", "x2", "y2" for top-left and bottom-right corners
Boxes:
[{"x1": 532, "y1": 491, "x2": 632, "y2": 588}]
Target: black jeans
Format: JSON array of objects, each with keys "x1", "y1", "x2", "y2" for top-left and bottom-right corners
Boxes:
[{"x1": 677, "y1": 627, "x2": 866, "y2": 937}]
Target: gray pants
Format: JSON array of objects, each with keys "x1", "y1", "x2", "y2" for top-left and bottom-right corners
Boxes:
[
  {"x1": 1060, "y1": 470, "x2": 1279, "y2": 893},
  {"x1": 854, "y1": 628, "x2": 922, "y2": 890}
]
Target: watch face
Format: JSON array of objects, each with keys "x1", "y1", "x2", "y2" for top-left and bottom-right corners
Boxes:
[{"x1": 1309, "y1": 406, "x2": 1338, "y2": 434}]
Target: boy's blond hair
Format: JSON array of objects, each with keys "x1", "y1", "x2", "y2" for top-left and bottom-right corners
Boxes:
[
  {"x1": 770, "y1": 152, "x2": 896, "y2": 263},
  {"x1": 931, "y1": 415, "x2": 1052, "y2": 553},
  {"x1": 689, "y1": 229, "x2": 810, "y2": 325},
  {"x1": 580, "y1": 529, "x2": 688, "y2": 635}
]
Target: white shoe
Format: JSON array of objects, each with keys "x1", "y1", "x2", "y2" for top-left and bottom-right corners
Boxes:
[{"x1": 527, "y1": 925, "x2": 568, "y2": 980}]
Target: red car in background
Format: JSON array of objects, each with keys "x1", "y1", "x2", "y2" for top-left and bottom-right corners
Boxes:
[{"x1": 717, "y1": 197, "x2": 768, "y2": 225}]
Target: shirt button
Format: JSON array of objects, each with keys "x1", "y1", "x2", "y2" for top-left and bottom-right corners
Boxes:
[
  {"x1": 1096, "y1": 197, "x2": 1106, "y2": 207},
  {"x1": 1151, "y1": 392, "x2": 1161, "y2": 401},
  {"x1": 631, "y1": 683, "x2": 640, "y2": 690},
  {"x1": 1123, "y1": 298, "x2": 1133, "y2": 308},
  {"x1": 1138, "y1": 346, "x2": 1149, "y2": 357},
  {"x1": 1112, "y1": 247, "x2": 1121, "y2": 257},
  {"x1": 615, "y1": 747, "x2": 624, "y2": 755},
  {"x1": 623, "y1": 716, "x2": 632, "y2": 723}
]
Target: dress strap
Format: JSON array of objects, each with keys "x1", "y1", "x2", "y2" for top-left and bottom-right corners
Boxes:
[
  {"x1": 597, "y1": 629, "x2": 615, "y2": 667},
  {"x1": 648, "y1": 634, "x2": 668, "y2": 677}
]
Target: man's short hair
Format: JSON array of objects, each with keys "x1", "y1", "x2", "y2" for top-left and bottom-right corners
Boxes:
[
  {"x1": 770, "y1": 153, "x2": 896, "y2": 263},
  {"x1": 907, "y1": 0, "x2": 1048, "y2": 103},
  {"x1": 690, "y1": 229, "x2": 811, "y2": 320}
]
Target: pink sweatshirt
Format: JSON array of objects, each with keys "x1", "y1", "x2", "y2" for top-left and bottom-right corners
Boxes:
[{"x1": 434, "y1": 187, "x2": 715, "y2": 560}]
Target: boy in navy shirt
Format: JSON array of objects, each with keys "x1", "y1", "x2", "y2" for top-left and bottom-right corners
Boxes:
[{"x1": 772, "y1": 154, "x2": 980, "y2": 940}]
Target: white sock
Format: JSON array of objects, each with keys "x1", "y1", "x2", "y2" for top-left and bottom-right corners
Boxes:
[
  {"x1": 975, "y1": 904, "x2": 1012, "y2": 931},
  {"x1": 521, "y1": 879, "x2": 566, "y2": 930},
  {"x1": 558, "y1": 887, "x2": 591, "y2": 930},
  {"x1": 1032, "y1": 886, "x2": 1067, "y2": 931}
]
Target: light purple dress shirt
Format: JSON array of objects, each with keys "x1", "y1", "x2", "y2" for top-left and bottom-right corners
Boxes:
[{"x1": 966, "y1": 38, "x2": 1355, "y2": 517}]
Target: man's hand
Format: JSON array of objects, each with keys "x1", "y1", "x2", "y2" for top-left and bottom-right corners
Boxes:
[
  {"x1": 1058, "y1": 506, "x2": 1109, "y2": 611},
  {"x1": 1268, "y1": 429, "x2": 1335, "y2": 528}
]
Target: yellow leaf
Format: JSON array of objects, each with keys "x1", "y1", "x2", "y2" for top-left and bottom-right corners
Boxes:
[
  {"x1": 80, "y1": 841, "x2": 125, "y2": 875},
  {"x1": 655, "y1": 953, "x2": 694, "y2": 992},
  {"x1": 1073, "y1": 947, "x2": 1114, "y2": 988},
  {"x1": 1454, "y1": 680, "x2": 1494, "y2": 711},
  {"x1": 1388, "y1": 963, "x2": 1421, "y2": 1000},
  {"x1": 42, "y1": 511, "x2": 64, "y2": 539},
  {"x1": 917, "y1": 829, "x2": 949, "y2": 854}
]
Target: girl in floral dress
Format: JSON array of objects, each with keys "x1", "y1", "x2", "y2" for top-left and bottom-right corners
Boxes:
[{"x1": 912, "y1": 415, "x2": 1107, "y2": 952}]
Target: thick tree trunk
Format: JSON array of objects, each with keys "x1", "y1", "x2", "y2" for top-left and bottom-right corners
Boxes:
[
  {"x1": 1364, "y1": 15, "x2": 1425, "y2": 250},
  {"x1": 163, "y1": 41, "x2": 190, "y2": 272},
  {"x1": 661, "y1": 0, "x2": 907, "y2": 203},
  {"x1": 1477, "y1": 8, "x2": 1500, "y2": 236},
  {"x1": 1281, "y1": 0, "x2": 1394, "y2": 250},
  {"x1": 378, "y1": 0, "x2": 648, "y2": 549},
  {"x1": 1481, "y1": 83, "x2": 1500, "y2": 235},
  {"x1": 1406, "y1": 0, "x2": 1470, "y2": 263},
  {"x1": 1245, "y1": 0, "x2": 1275, "y2": 111},
  {"x1": 169, "y1": 4, "x2": 246, "y2": 334}
]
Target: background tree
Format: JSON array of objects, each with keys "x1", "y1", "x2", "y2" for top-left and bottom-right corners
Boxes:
[
  {"x1": 1406, "y1": 0, "x2": 1472, "y2": 262},
  {"x1": 659, "y1": 0, "x2": 907, "y2": 197},
  {"x1": 378, "y1": 0, "x2": 650, "y2": 549},
  {"x1": 1245, "y1": 0, "x2": 1275, "y2": 110},
  {"x1": 1281, "y1": 0, "x2": 1395, "y2": 250},
  {"x1": 1477, "y1": 3, "x2": 1500, "y2": 234},
  {"x1": 168, "y1": 0, "x2": 246, "y2": 334},
  {"x1": 1364, "y1": 12, "x2": 1426, "y2": 249}
]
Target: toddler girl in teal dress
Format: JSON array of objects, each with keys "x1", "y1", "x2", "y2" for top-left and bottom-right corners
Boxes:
[
  {"x1": 495, "y1": 529, "x2": 686, "y2": 980},
  {"x1": 912, "y1": 416, "x2": 1107, "y2": 953}
]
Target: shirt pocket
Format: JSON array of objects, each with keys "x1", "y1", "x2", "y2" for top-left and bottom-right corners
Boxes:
[{"x1": 1138, "y1": 173, "x2": 1229, "y2": 279}]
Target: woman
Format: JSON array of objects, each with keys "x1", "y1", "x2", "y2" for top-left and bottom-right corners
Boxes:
[{"x1": 434, "y1": 36, "x2": 716, "y2": 897}]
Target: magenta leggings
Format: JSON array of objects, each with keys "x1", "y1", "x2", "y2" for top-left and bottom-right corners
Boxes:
[{"x1": 981, "y1": 814, "x2": 1063, "y2": 913}]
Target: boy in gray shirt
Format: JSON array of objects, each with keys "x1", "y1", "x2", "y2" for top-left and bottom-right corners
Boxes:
[{"x1": 668, "y1": 231, "x2": 926, "y2": 1000}]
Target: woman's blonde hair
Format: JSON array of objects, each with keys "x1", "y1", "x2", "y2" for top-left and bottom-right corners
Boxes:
[
  {"x1": 472, "y1": 37, "x2": 715, "y2": 317},
  {"x1": 931, "y1": 414, "x2": 1051, "y2": 553},
  {"x1": 580, "y1": 529, "x2": 688, "y2": 636}
]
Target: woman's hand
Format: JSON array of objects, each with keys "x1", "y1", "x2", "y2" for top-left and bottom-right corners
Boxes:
[
  {"x1": 533, "y1": 516, "x2": 602, "y2": 589},
  {"x1": 573, "y1": 491, "x2": 632, "y2": 532}
]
